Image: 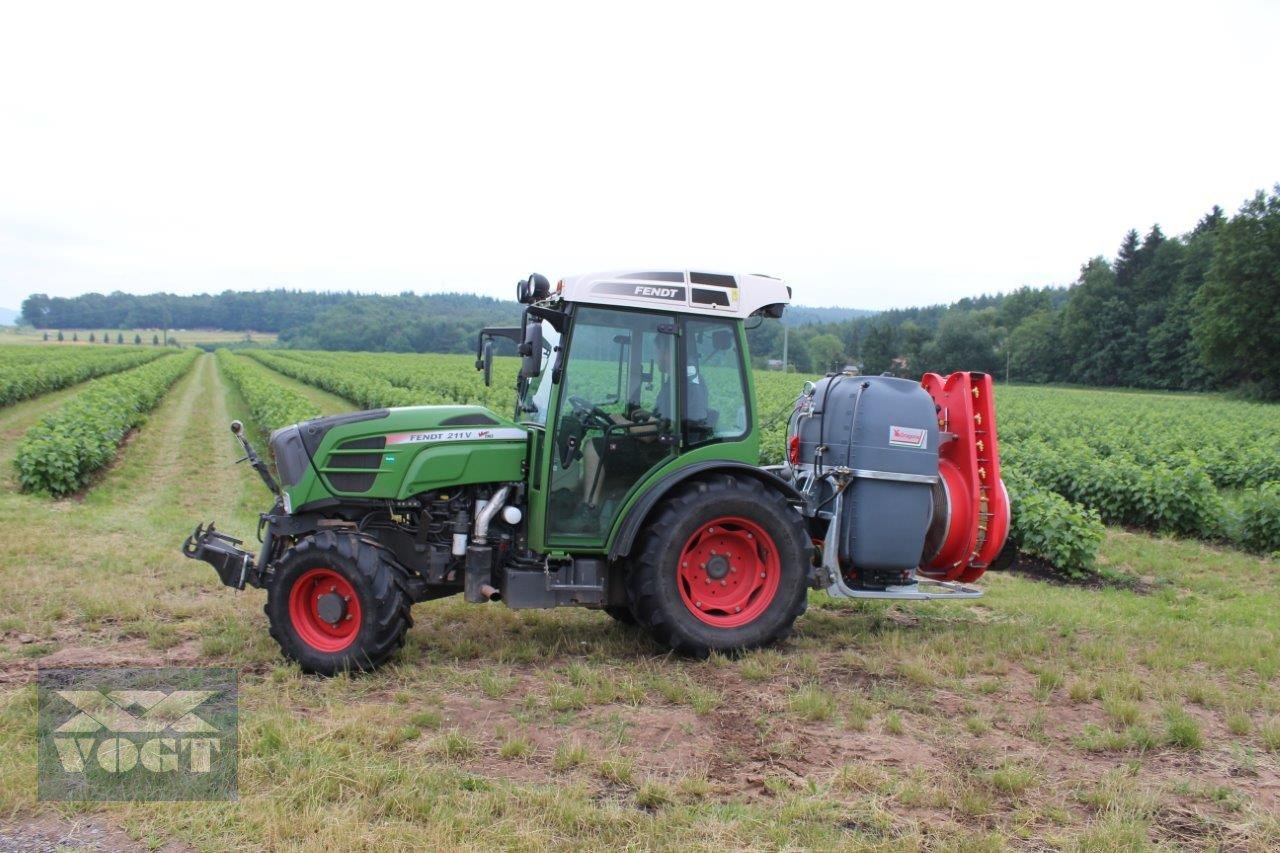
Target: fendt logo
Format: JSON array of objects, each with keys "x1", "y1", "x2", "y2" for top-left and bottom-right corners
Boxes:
[
  {"x1": 52, "y1": 689, "x2": 222, "y2": 773},
  {"x1": 634, "y1": 285, "x2": 680, "y2": 298},
  {"x1": 38, "y1": 667, "x2": 237, "y2": 801}
]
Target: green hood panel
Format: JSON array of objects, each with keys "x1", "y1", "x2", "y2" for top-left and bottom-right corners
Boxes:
[{"x1": 286, "y1": 405, "x2": 528, "y2": 507}]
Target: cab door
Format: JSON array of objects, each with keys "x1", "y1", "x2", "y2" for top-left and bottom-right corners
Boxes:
[{"x1": 544, "y1": 306, "x2": 677, "y2": 546}]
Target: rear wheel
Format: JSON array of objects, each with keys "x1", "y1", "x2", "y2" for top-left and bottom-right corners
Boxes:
[
  {"x1": 265, "y1": 531, "x2": 412, "y2": 675},
  {"x1": 628, "y1": 474, "x2": 810, "y2": 657}
]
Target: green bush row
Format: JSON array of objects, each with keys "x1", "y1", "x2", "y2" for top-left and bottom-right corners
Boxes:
[
  {"x1": 13, "y1": 351, "x2": 198, "y2": 496},
  {"x1": 216, "y1": 350, "x2": 319, "y2": 431},
  {"x1": 1229, "y1": 483, "x2": 1280, "y2": 556},
  {"x1": 243, "y1": 350, "x2": 422, "y2": 409},
  {"x1": 0, "y1": 346, "x2": 165, "y2": 407},
  {"x1": 1003, "y1": 439, "x2": 1225, "y2": 538},
  {"x1": 997, "y1": 385, "x2": 1280, "y2": 491},
  {"x1": 1002, "y1": 470, "x2": 1105, "y2": 579}
]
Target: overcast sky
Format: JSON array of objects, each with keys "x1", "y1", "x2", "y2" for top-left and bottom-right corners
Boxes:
[{"x1": 1, "y1": 1, "x2": 1277, "y2": 311}]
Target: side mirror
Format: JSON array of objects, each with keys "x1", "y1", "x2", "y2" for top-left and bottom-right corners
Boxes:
[
  {"x1": 481, "y1": 340, "x2": 494, "y2": 387},
  {"x1": 518, "y1": 322, "x2": 543, "y2": 379}
]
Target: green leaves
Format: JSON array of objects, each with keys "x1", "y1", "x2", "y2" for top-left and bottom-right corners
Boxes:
[
  {"x1": 1232, "y1": 483, "x2": 1280, "y2": 555},
  {"x1": 216, "y1": 350, "x2": 319, "y2": 431},
  {"x1": 1003, "y1": 471, "x2": 1104, "y2": 579},
  {"x1": 13, "y1": 351, "x2": 198, "y2": 496},
  {"x1": 242, "y1": 350, "x2": 517, "y2": 412},
  {"x1": 0, "y1": 346, "x2": 165, "y2": 407}
]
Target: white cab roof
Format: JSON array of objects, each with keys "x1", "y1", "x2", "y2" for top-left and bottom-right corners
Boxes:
[{"x1": 556, "y1": 270, "x2": 791, "y2": 319}]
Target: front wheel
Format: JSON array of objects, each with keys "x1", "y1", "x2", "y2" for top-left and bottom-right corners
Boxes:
[
  {"x1": 265, "y1": 531, "x2": 413, "y2": 675},
  {"x1": 627, "y1": 474, "x2": 811, "y2": 657}
]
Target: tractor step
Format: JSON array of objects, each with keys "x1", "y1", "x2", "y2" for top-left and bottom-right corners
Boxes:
[{"x1": 181, "y1": 522, "x2": 262, "y2": 590}]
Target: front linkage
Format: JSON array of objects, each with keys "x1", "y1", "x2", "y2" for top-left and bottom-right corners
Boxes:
[{"x1": 182, "y1": 421, "x2": 286, "y2": 591}]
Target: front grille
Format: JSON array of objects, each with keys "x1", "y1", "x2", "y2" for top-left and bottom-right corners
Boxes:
[
  {"x1": 324, "y1": 435, "x2": 385, "y2": 491},
  {"x1": 326, "y1": 452, "x2": 382, "y2": 470},
  {"x1": 326, "y1": 472, "x2": 377, "y2": 492}
]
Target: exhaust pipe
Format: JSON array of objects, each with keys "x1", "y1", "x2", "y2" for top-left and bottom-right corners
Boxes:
[
  {"x1": 473, "y1": 484, "x2": 512, "y2": 545},
  {"x1": 466, "y1": 484, "x2": 513, "y2": 602}
]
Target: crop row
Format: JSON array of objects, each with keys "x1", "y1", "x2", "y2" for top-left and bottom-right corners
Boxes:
[
  {"x1": 997, "y1": 385, "x2": 1280, "y2": 490},
  {"x1": 14, "y1": 351, "x2": 199, "y2": 497},
  {"x1": 244, "y1": 349, "x2": 517, "y2": 412},
  {"x1": 0, "y1": 345, "x2": 165, "y2": 407},
  {"x1": 217, "y1": 350, "x2": 319, "y2": 432},
  {"x1": 996, "y1": 387, "x2": 1279, "y2": 554}
]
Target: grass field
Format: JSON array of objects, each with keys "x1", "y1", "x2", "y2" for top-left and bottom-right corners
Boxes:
[
  {"x1": 0, "y1": 326, "x2": 277, "y2": 347},
  {"x1": 1, "y1": 352, "x2": 1278, "y2": 850}
]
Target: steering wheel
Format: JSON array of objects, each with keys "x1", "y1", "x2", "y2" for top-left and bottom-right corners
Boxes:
[{"x1": 568, "y1": 395, "x2": 613, "y2": 429}]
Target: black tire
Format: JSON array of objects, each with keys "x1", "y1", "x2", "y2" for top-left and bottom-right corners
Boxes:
[
  {"x1": 265, "y1": 530, "x2": 413, "y2": 675},
  {"x1": 603, "y1": 605, "x2": 637, "y2": 625},
  {"x1": 627, "y1": 474, "x2": 810, "y2": 658}
]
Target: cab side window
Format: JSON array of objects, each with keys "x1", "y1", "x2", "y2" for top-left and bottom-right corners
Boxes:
[{"x1": 682, "y1": 319, "x2": 749, "y2": 445}]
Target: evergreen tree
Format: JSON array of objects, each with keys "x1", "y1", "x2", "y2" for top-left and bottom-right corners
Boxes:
[
  {"x1": 56, "y1": 330, "x2": 64, "y2": 342},
  {"x1": 1192, "y1": 186, "x2": 1280, "y2": 398},
  {"x1": 1060, "y1": 257, "x2": 1132, "y2": 385},
  {"x1": 1113, "y1": 229, "x2": 1142, "y2": 291},
  {"x1": 134, "y1": 333, "x2": 142, "y2": 345},
  {"x1": 152, "y1": 334, "x2": 159, "y2": 345}
]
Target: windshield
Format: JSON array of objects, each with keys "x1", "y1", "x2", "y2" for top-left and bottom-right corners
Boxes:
[{"x1": 518, "y1": 319, "x2": 560, "y2": 425}]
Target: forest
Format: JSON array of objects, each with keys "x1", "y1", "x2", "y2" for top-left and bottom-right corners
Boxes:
[{"x1": 18, "y1": 185, "x2": 1279, "y2": 398}]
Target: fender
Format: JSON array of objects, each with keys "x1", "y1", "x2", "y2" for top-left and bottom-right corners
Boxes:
[{"x1": 607, "y1": 461, "x2": 804, "y2": 560}]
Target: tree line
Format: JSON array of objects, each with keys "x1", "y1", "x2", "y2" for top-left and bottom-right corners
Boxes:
[
  {"x1": 20, "y1": 289, "x2": 523, "y2": 354},
  {"x1": 749, "y1": 185, "x2": 1279, "y2": 399}
]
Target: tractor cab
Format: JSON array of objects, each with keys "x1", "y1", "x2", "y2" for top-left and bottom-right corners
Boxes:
[{"x1": 477, "y1": 271, "x2": 791, "y2": 552}]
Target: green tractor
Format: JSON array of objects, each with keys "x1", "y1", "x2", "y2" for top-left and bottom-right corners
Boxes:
[{"x1": 184, "y1": 271, "x2": 1011, "y2": 674}]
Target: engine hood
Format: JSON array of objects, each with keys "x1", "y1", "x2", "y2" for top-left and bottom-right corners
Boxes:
[{"x1": 274, "y1": 405, "x2": 529, "y2": 509}]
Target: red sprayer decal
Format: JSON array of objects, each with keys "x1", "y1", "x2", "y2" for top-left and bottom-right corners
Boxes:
[{"x1": 888, "y1": 425, "x2": 927, "y2": 449}]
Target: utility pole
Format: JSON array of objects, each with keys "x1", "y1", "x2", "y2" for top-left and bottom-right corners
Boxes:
[
  {"x1": 781, "y1": 323, "x2": 789, "y2": 373},
  {"x1": 1006, "y1": 346, "x2": 1011, "y2": 384}
]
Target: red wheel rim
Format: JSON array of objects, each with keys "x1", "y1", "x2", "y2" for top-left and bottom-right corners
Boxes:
[
  {"x1": 288, "y1": 568, "x2": 362, "y2": 653},
  {"x1": 677, "y1": 516, "x2": 782, "y2": 628}
]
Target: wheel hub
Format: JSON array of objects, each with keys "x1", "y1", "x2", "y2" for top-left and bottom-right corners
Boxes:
[
  {"x1": 316, "y1": 591, "x2": 347, "y2": 625},
  {"x1": 677, "y1": 516, "x2": 782, "y2": 628},
  {"x1": 288, "y1": 567, "x2": 361, "y2": 653},
  {"x1": 704, "y1": 554, "x2": 731, "y2": 579}
]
